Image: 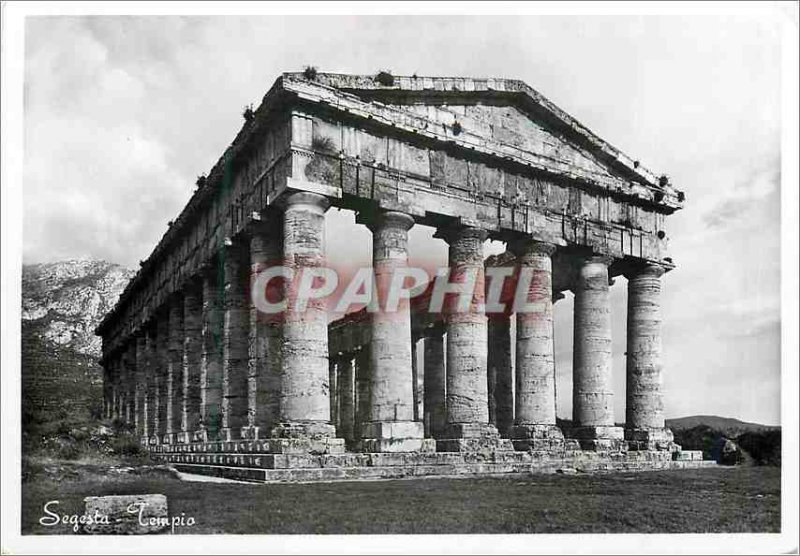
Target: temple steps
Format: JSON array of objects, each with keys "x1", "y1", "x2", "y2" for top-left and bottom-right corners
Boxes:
[{"x1": 150, "y1": 449, "x2": 715, "y2": 483}]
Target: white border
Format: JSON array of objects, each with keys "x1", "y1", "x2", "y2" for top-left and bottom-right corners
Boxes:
[{"x1": 2, "y1": 2, "x2": 798, "y2": 554}]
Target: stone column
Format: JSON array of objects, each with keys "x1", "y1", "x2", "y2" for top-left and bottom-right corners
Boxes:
[
  {"x1": 436, "y1": 225, "x2": 511, "y2": 452},
  {"x1": 220, "y1": 245, "x2": 250, "y2": 441},
  {"x1": 196, "y1": 271, "x2": 222, "y2": 441},
  {"x1": 354, "y1": 347, "x2": 371, "y2": 443},
  {"x1": 134, "y1": 333, "x2": 148, "y2": 442},
  {"x1": 124, "y1": 342, "x2": 136, "y2": 425},
  {"x1": 359, "y1": 210, "x2": 427, "y2": 452},
  {"x1": 487, "y1": 313, "x2": 513, "y2": 437},
  {"x1": 329, "y1": 357, "x2": 339, "y2": 429},
  {"x1": 273, "y1": 191, "x2": 343, "y2": 453},
  {"x1": 154, "y1": 314, "x2": 169, "y2": 442},
  {"x1": 164, "y1": 295, "x2": 183, "y2": 443},
  {"x1": 244, "y1": 220, "x2": 282, "y2": 439},
  {"x1": 423, "y1": 323, "x2": 446, "y2": 439},
  {"x1": 337, "y1": 354, "x2": 356, "y2": 444},
  {"x1": 572, "y1": 254, "x2": 624, "y2": 449},
  {"x1": 180, "y1": 282, "x2": 203, "y2": 442},
  {"x1": 509, "y1": 240, "x2": 564, "y2": 451},
  {"x1": 146, "y1": 327, "x2": 160, "y2": 444},
  {"x1": 411, "y1": 334, "x2": 421, "y2": 422},
  {"x1": 624, "y1": 263, "x2": 674, "y2": 451}
]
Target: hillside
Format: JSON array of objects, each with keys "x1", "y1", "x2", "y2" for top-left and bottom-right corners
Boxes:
[
  {"x1": 21, "y1": 259, "x2": 134, "y2": 454},
  {"x1": 22, "y1": 258, "x2": 134, "y2": 357},
  {"x1": 666, "y1": 415, "x2": 779, "y2": 437}
]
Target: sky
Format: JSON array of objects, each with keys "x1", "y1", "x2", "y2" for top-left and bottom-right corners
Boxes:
[{"x1": 23, "y1": 14, "x2": 784, "y2": 425}]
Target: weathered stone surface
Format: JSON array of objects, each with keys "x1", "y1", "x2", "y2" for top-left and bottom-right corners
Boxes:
[
  {"x1": 220, "y1": 245, "x2": 249, "y2": 440},
  {"x1": 359, "y1": 210, "x2": 424, "y2": 451},
  {"x1": 182, "y1": 283, "x2": 204, "y2": 442},
  {"x1": 625, "y1": 263, "x2": 666, "y2": 431},
  {"x1": 83, "y1": 494, "x2": 168, "y2": 535},
  {"x1": 572, "y1": 255, "x2": 623, "y2": 443},
  {"x1": 273, "y1": 192, "x2": 340, "y2": 449},
  {"x1": 164, "y1": 295, "x2": 183, "y2": 443},
  {"x1": 510, "y1": 240, "x2": 559, "y2": 436},
  {"x1": 245, "y1": 220, "x2": 282, "y2": 440}
]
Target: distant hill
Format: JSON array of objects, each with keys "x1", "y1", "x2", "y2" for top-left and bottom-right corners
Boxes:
[
  {"x1": 666, "y1": 415, "x2": 779, "y2": 437},
  {"x1": 667, "y1": 416, "x2": 781, "y2": 467}
]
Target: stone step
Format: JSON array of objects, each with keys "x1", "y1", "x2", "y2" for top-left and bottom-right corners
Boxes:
[{"x1": 168, "y1": 456, "x2": 719, "y2": 484}]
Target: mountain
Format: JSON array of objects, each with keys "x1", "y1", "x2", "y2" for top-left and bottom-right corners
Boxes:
[
  {"x1": 666, "y1": 415, "x2": 779, "y2": 437},
  {"x1": 21, "y1": 259, "x2": 133, "y2": 450},
  {"x1": 22, "y1": 259, "x2": 134, "y2": 357}
]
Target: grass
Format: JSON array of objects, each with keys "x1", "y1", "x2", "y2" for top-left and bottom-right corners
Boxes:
[{"x1": 21, "y1": 465, "x2": 780, "y2": 535}]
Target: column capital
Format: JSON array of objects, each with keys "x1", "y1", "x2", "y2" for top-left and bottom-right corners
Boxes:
[
  {"x1": 280, "y1": 191, "x2": 331, "y2": 214},
  {"x1": 507, "y1": 238, "x2": 557, "y2": 258},
  {"x1": 577, "y1": 253, "x2": 615, "y2": 267},
  {"x1": 356, "y1": 209, "x2": 415, "y2": 232},
  {"x1": 433, "y1": 223, "x2": 489, "y2": 244},
  {"x1": 624, "y1": 261, "x2": 667, "y2": 280}
]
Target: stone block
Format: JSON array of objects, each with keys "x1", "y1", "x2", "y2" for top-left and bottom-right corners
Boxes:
[
  {"x1": 83, "y1": 494, "x2": 168, "y2": 535},
  {"x1": 265, "y1": 437, "x2": 345, "y2": 455},
  {"x1": 570, "y1": 425, "x2": 624, "y2": 440},
  {"x1": 672, "y1": 450, "x2": 703, "y2": 461}
]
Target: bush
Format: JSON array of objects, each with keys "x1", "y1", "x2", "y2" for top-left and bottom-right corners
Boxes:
[{"x1": 110, "y1": 435, "x2": 146, "y2": 457}]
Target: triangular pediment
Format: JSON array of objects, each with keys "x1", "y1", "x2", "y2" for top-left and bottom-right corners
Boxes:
[{"x1": 278, "y1": 73, "x2": 681, "y2": 205}]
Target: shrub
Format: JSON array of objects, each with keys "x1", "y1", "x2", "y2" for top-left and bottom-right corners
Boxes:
[{"x1": 375, "y1": 70, "x2": 394, "y2": 86}]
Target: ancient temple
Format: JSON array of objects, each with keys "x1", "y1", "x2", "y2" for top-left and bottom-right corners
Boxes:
[{"x1": 96, "y1": 72, "x2": 710, "y2": 481}]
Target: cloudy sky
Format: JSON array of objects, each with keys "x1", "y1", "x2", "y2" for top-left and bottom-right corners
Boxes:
[{"x1": 23, "y1": 14, "x2": 783, "y2": 425}]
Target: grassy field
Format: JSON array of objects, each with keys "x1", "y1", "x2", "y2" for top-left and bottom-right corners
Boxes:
[{"x1": 21, "y1": 462, "x2": 780, "y2": 534}]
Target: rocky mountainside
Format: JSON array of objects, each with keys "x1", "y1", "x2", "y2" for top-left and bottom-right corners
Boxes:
[{"x1": 22, "y1": 259, "x2": 134, "y2": 357}]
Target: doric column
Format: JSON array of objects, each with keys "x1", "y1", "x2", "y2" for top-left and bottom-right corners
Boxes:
[
  {"x1": 423, "y1": 323, "x2": 446, "y2": 439},
  {"x1": 572, "y1": 254, "x2": 623, "y2": 449},
  {"x1": 411, "y1": 334, "x2": 421, "y2": 422},
  {"x1": 354, "y1": 347, "x2": 371, "y2": 443},
  {"x1": 624, "y1": 263, "x2": 674, "y2": 450},
  {"x1": 329, "y1": 357, "x2": 339, "y2": 429},
  {"x1": 359, "y1": 210, "x2": 427, "y2": 452},
  {"x1": 164, "y1": 295, "x2": 183, "y2": 443},
  {"x1": 487, "y1": 313, "x2": 513, "y2": 437},
  {"x1": 145, "y1": 327, "x2": 159, "y2": 444},
  {"x1": 154, "y1": 313, "x2": 169, "y2": 442},
  {"x1": 134, "y1": 332, "x2": 148, "y2": 442},
  {"x1": 245, "y1": 220, "x2": 282, "y2": 439},
  {"x1": 436, "y1": 225, "x2": 511, "y2": 452},
  {"x1": 220, "y1": 245, "x2": 250, "y2": 441},
  {"x1": 180, "y1": 281, "x2": 203, "y2": 442},
  {"x1": 508, "y1": 239, "x2": 564, "y2": 450},
  {"x1": 337, "y1": 354, "x2": 356, "y2": 444},
  {"x1": 195, "y1": 271, "x2": 221, "y2": 441},
  {"x1": 272, "y1": 191, "x2": 343, "y2": 453},
  {"x1": 123, "y1": 342, "x2": 136, "y2": 425}
]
